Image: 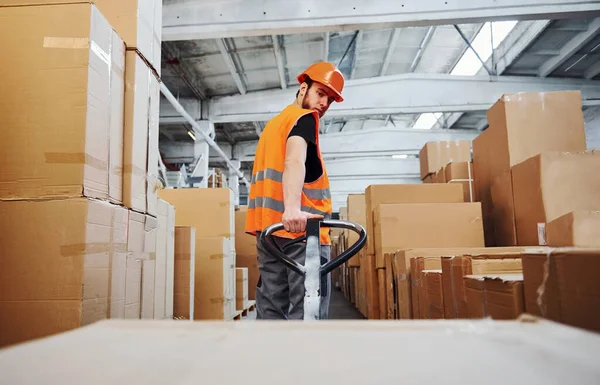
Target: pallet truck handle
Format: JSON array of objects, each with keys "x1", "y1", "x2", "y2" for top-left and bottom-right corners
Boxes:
[{"x1": 259, "y1": 219, "x2": 367, "y2": 277}]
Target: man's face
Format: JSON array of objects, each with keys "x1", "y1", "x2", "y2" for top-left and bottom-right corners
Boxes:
[{"x1": 301, "y1": 81, "x2": 336, "y2": 118}]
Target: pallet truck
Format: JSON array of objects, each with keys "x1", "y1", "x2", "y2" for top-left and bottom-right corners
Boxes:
[{"x1": 259, "y1": 218, "x2": 367, "y2": 320}]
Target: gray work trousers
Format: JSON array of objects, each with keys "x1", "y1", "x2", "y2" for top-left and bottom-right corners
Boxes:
[{"x1": 255, "y1": 234, "x2": 331, "y2": 320}]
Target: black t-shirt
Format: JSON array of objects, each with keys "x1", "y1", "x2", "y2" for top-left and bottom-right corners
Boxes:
[{"x1": 287, "y1": 114, "x2": 323, "y2": 183}]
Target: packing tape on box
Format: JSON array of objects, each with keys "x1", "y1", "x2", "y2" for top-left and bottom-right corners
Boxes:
[
  {"x1": 123, "y1": 164, "x2": 146, "y2": 177},
  {"x1": 61, "y1": 242, "x2": 127, "y2": 257},
  {"x1": 45, "y1": 152, "x2": 107, "y2": 171},
  {"x1": 209, "y1": 254, "x2": 225, "y2": 260}
]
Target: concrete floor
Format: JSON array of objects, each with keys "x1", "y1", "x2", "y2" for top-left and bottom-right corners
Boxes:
[{"x1": 242, "y1": 288, "x2": 364, "y2": 321}]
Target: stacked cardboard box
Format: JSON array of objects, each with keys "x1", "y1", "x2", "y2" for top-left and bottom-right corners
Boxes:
[
  {"x1": 173, "y1": 226, "x2": 196, "y2": 320},
  {"x1": 464, "y1": 273, "x2": 524, "y2": 320},
  {"x1": 159, "y1": 188, "x2": 237, "y2": 320},
  {"x1": 236, "y1": 268, "x2": 249, "y2": 312},
  {"x1": 235, "y1": 206, "x2": 259, "y2": 301},
  {"x1": 419, "y1": 141, "x2": 471, "y2": 181},
  {"x1": 0, "y1": 1, "x2": 168, "y2": 347},
  {"x1": 473, "y1": 91, "x2": 588, "y2": 246}
]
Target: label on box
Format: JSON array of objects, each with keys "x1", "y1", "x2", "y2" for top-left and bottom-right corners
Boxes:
[{"x1": 537, "y1": 223, "x2": 547, "y2": 246}]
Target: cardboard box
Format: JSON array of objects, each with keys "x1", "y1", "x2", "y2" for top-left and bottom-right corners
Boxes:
[
  {"x1": 0, "y1": 199, "x2": 128, "y2": 347},
  {"x1": 435, "y1": 167, "x2": 447, "y2": 183},
  {"x1": 0, "y1": 4, "x2": 124, "y2": 202},
  {"x1": 419, "y1": 141, "x2": 471, "y2": 180},
  {"x1": 165, "y1": 204, "x2": 176, "y2": 319},
  {"x1": 347, "y1": 194, "x2": 367, "y2": 267},
  {"x1": 523, "y1": 248, "x2": 600, "y2": 332},
  {"x1": 445, "y1": 162, "x2": 475, "y2": 202},
  {"x1": 473, "y1": 91, "x2": 587, "y2": 245},
  {"x1": 174, "y1": 227, "x2": 196, "y2": 320},
  {"x1": 410, "y1": 256, "x2": 443, "y2": 319},
  {"x1": 125, "y1": 211, "x2": 145, "y2": 319},
  {"x1": 421, "y1": 270, "x2": 444, "y2": 319},
  {"x1": 236, "y1": 268, "x2": 249, "y2": 311},
  {"x1": 512, "y1": 152, "x2": 600, "y2": 246},
  {"x1": 194, "y1": 237, "x2": 236, "y2": 320},
  {"x1": 384, "y1": 254, "x2": 396, "y2": 319},
  {"x1": 374, "y1": 202, "x2": 485, "y2": 268},
  {"x1": 422, "y1": 174, "x2": 434, "y2": 183},
  {"x1": 358, "y1": 254, "x2": 368, "y2": 317},
  {"x1": 4, "y1": 317, "x2": 600, "y2": 385},
  {"x1": 364, "y1": 254, "x2": 379, "y2": 319},
  {"x1": 442, "y1": 253, "x2": 524, "y2": 319},
  {"x1": 123, "y1": 51, "x2": 160, "y2": 213},
  {"x1": 365, "y1": 184, "x2": 465, "y2": 258},
  {"x1": 140, "y1": 215, "x2": 158, "y2": 319},
  {"x1": 465, "y1": 273, "x2": 524, "y2": 320},
  {"x1": 2, "y1": 0, "x2": 163, "y2": 72},
  {"x1": 491, "y1": 170, "x2": 518, "y2": 246},
  {"x1": 237, "y1": 254, "x2": 259, "y2": 301},
  {"x1": 547, "y1": 211, "x2": 600, "y2": 248},
  {"x1": 235, "y1": 206, "x2": 257, "y2": 257},
  {"x1": 377, "y1": 269, "x2": 387, "y2": 319},
  {"x1": 159, "y1": 188, "x2": 235, "y2": 239}
]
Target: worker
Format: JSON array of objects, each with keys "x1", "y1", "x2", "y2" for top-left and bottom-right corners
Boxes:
[{"x1": 245, "y1": 62, "x2": 345, "y2": 320}]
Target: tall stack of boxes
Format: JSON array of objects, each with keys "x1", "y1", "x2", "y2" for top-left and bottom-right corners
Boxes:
[
  {"x1": 159, "y1": 188, "x2": 237, "y2": 320},
  {"x1": 234, "y1": 206, "x2": 260, "y2": 303},
  {"x1": 0, "y1": 0, "x2": 171, "y2": 347},
  {"x1": 334, "y1": 90, "x2": 600, "y2": 333}
]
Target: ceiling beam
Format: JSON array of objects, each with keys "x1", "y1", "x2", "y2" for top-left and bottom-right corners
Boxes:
[
  {"x1": 161, "y1": 42, "x2": 207, "y2": 100},
  {"x1": 585, "y1": 60, "x2": 600, "y2": 79},
  {"x1": 410, "y1": 26, "x2": 436, "y2": 72},
  {"x1": 323, "y1": 31, "x2": 330, "y2": 61},
  {"x1": 380, "y1": 28, "x2": 401, "y2": 76},
  {"x1": 539, "y1": 17, "x2": 600, "y2": 77},
  {"x1": 208, "y1": 74, "x2": 600, "y2": 123},
  {"x1": 162, "y1": 0, "x2": 600, "y2": 40},
  {"x1": 216, "y1": 38, "x2": 247, "y2": 94},
  {"x1": 233, "y1": 128, "x2": 480, "y2": 162},
  {"x1": 271, "y1": 35, "x2": 287, "y2": 89}
]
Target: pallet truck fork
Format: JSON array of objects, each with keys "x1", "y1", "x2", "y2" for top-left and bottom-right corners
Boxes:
[{"x1": 259, "y1": 219, "x2": 367, "y2": 320}]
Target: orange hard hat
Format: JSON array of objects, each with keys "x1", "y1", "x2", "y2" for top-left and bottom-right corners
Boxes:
[{"x1": 297, "y1": 61, "x2": 345, "y2": 102}]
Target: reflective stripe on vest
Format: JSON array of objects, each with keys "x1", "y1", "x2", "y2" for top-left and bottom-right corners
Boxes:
[{"x1": 252, "y1": 167, "x2": 331, "y2": 200}]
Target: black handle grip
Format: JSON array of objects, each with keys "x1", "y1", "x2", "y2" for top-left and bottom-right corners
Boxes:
[{"x1": 259, "y1": 220, "x2": 367, "y2": 277}]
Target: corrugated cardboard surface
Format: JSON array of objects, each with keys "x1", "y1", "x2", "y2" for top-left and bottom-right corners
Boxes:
[
  {"x1": 109, "y1": 206, "x2": 129, "y2": 319},
  {"x1": 445, "y1": 162, "x2": 475, "y2": 202},
  {"x1": 140, "y1": 215, "x2": 157, "y2": 319},
  {"x1": 146, "y1": 73, "x2": 160, "y2": 216},
  {"x1": 165, "y1": 204, "x2": 176, "y2": 318},
  {"x1": 174, "y1": 226, "x2": 195, "y2": 320},
  {"x1": 347, "y1": 194, "x2": 367, "y2": 267},
  {"x1": 159, "y1": 188, "x2": 235, "y2": 238},
  {"x1": 377, "y1": 269, "x2": 387, "y2": 319},
  {"x1": 474, "y1": 91, "x2": 587, "y2": 245},
  {"x1": 237, "y1": 254, "x2": 259, "y2": 301},
  {"x1": 123, "y1": 51, "x2": 150, "y2": 212},
  {"x1": 419, "y1": 141, "x2": 471, "y2": 180},
  {"x1": 365, "y1": 184, "x2": 464, "y2": 259},
  {"x1": 0, "y1": 4, "x2": 124, "y2": 202},
  {"x1": 464, "y1": 276, "x2": 487, "y2": 319},
  {"x1": 421, "y1": 270, "x2": 444, "y2": 319},
  {"x1": 374, "y1": 202, "x2": 485, "y2": 268},
  {"x1": 0, "y1": 199, "x2": 127, "y2": 347},
  {"x1": 235, "y1": 206, "x2": 257, "y2": 257},
  {"x1": 154, "y1": 200, "x2": 168, "y2": 319},
  {"x1": 358, "y1": 253, "x2": 367, "y2": 316},
  {"x1": 384, "y1": 254, "x2": 396, "y2": 319},
  {"x1": 523, "y1": 248, "x2": 600, "y2": 332},
  {"x1": 442, "y1": 254, "x2": 524, "y2": 319},
  {"x1": 512, "y1": 152, "x2": 600, "y2": 246},
  {"x1": 236, "y1": 268, "x2": 249, "y2": 311},
  {"x1": 125, "y1": 211, "x2": 145, "y2": 319},
  {"x1": 194, "y1": 237, "x2": 236, "y2": 320},
  {"x1": 465, "y1": 274, "x2": 524, "y2": 320},
  {"x1": 422, "y1": 174, "x2": 434, "y2": 183},
  {"x1": 491, "y1": 170, "x2": 518, "y2": 246},
  {"x1": 394, "y1": 247, "x2": 522, "y2": 320},
  {"x1": 547, "y1": 211, "x2": 600, "y2": 248},
  {"x1": 365, "y1": 254, "x2": 379, "y2": 319},
  {"x1": 3, "y1": 318, "x2": 600, "y2": 385},
  {"x1": 410, "y1": 257, "x2": 443, "y2": 319}
]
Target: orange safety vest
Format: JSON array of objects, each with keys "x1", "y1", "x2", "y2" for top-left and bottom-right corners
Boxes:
[{"x1": 245, "y1": 104, "x2": 332, "y2": 245}]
